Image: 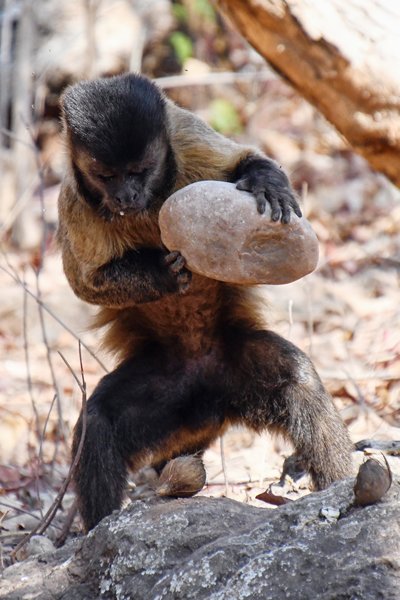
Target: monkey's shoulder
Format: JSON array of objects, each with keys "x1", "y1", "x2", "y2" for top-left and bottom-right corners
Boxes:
[{"x1": 165, "y1": 99, "x2": 259, "y2": 187}]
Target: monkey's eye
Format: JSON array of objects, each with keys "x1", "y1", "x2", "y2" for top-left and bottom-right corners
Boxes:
[{"x1": 98, "y1": 174, "x2": 115, "y2": 182}]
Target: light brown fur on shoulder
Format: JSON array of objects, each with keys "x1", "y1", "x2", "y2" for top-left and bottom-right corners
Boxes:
[{"x1": 165, "y1": 99, "x2": 259, "y2": 188}]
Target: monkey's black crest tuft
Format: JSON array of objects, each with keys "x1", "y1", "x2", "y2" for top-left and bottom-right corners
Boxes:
[{"x1": 62, "y1": 73, "x2": 166, "y2": 167}]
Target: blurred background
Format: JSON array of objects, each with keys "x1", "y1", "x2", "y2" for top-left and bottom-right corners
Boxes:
[{"x1": 0, "y1": 0, "x2": 399, "y2": 559}]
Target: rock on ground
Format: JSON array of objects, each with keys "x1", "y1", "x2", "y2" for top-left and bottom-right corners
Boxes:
[{"x1": 1, "y1": 479, "x2": 399, "y2": 599}]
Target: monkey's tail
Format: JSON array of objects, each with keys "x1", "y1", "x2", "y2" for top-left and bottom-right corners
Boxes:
[{"x1": 72, "y1": 410, "x2": 127, "y2": 532}]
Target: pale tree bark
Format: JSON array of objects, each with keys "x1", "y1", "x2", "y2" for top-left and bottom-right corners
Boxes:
[
  {"x1": 10, "y1": 0, "x2": 40, "y2": 249},
  {"x1": 217, "y1": 0, "x2": 400, "y2": 188}
]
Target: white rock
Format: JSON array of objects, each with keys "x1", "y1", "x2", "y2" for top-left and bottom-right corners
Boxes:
[{"x1": 159, "y1": 181, "x2": 319, "y2": 285}]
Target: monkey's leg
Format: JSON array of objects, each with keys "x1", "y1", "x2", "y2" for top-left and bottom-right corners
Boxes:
[
  {"x1": 229, "y1": 330, "x2": 353, "y2": 489},
  {"x1": 72, "y1": 355, "x2": 226, "y2": 531}
]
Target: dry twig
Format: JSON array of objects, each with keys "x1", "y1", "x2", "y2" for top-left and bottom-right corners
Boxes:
[
  {"x1": 10, "y1": 343, "x2": 87, "y2": 560},
  {"x1": 0, "y1": 256, "x2": 108, "y2": 373}
]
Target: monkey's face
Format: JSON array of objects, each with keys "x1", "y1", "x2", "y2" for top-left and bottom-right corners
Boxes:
[
  {"x1": 74, "y1": 136, "x2": 170, "y2": 217},
  {"x1": 62, "y1": 73, "x2": 176, "y2": 218}
]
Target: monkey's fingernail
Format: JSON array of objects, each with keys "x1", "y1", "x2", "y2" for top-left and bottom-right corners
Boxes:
[{"x1": 119, "y1": 210, "x2": 125, "y2": 216}]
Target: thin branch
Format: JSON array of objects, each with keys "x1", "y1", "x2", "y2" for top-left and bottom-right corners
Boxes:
[
  {"x1": 0, "y1": 259, "x2": 108, "y2": 373},
  {"x1": 11, "y1": 344, "x2": 87, "y2": 559},
  {"x1": 0, "y1": 501, "x2": 42, "y2": 523},
  {"x1": 58, "y1": 352, "x2": 84, "y2": 392},
  {"x1": 83, "y1": 0, "x2": 98, "y2": 78},
  {"x1": 55, "y1": 500, "x2": 78, "y2": 548},
  {"x1": 287, "y1": 299, "x2": 294, "y2": 341},
  {"x1": 155, "y1": 69, "x2": 276, "y2": 89},
  {"x1": 35, "y1": 393, "x2": 57, "y2": 520},
  {"x1": 0, "y1": 125, "x2": 36, "y2": 149},
  {"x1": 35, "y1": 270, "x2": 66, "y2": 463},
  {"x1": 0, "y1": 0, "x2": 15, "y2": 145},
  {"x1": 22, "y1": 274, "x2": 41, "y2": 440},
  {"x1": 21, "y1": 272, "x2": 44, "y2": 516},
  {"x1": 38, "y1": 394, "x2": 57, "y2": 465},
  {"x1": 37, "y1": 392, "x2": 57, "y2": 495},
  {"x1": 219, "y1": 436, "x2": 229, "y2": 498}
]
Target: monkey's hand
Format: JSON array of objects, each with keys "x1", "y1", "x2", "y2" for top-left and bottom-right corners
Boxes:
[
  {"x1": 234, "y1": 157, "x2": 302, "y2": 224},
  {"x1": 162, "y1": 250, "x2": 192, "y2": 295},
  {"x1": 72, "y1": 248, "x2": 192, "y2": 307}
]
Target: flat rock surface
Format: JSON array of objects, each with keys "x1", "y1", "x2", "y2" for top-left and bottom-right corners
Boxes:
[
  {"x1": 159, "y1": 181, "x2": 319, "y2": 285},
  {"x1": 1, "y1": 479, "x2": 400, "y2": 599}
]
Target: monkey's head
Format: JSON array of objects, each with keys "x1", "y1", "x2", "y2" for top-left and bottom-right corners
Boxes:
[{"x1": 61, "y1": 74, "x2": 175, "y2": 217}]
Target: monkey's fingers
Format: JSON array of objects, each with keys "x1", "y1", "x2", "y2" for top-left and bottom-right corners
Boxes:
[
  {"x1": 290, "y1": 195, "x2": 302, "y2": 219},
  {"x1": 259, "y1": 192, "x2": 279, "y2": 220},
  {"x1": 163, "y1": 251, "x2": 192, "y2": 293},
  {"x1": 164, "y1": 251, "x2": 187, "y2": 274},
  {"x1": 243, "y1": 188, "x2": 287, "y2": 223},
  {"x1": 277, "y1": 191, "x2": 293, "y2": 224},
  {"x1": 236, "y1": 179, "x2": 299, "y2": 224},
  {"x1": 164, "y1": 250, "x2": 181, "y2": 267},
  {"x1": 176, "y1": 269, "x2": 192, "y2": 294},
  {"x1": 273, "y1": 191, "x2": 302, "y2": 224},
  {"x1": 273, "y1": 189, "x2": 302, "y2": 224}
]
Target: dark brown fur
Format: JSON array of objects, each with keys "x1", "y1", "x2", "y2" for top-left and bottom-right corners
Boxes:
[{"x1": 58, "y1": 73, "x2": 353, "y2": 531}]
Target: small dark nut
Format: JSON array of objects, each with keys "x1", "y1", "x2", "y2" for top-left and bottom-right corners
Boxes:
[
  {"x1": 353, "y1": 457, "x2": 392, "y2": 507},
  {"x1": 156, "y1": 455, "x2": 206, "y2": 498}
]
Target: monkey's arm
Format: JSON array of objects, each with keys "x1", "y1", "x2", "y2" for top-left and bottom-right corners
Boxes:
[
  {"x1": 61, "y1": 241, "x2": 190, "y2": 309},
  {"x1": 57, "y1": 180, "x2": 190, "y2": 308},
  {"x1": 166, "y1": 100, "x2": 301, "y2": 223}
]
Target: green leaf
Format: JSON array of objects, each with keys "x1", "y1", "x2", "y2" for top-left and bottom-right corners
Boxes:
[
  {"x1": 209, "y1": 99, "x2": 242, "y2": 135},
  {"x1": 194, "y1": 0, "x2": 216, "y2": 22},
  {"x1": 169, "y1": 31, "x2": 193, "y2": 66},
  {"x1": 171, "y1": 4, "x2": 188, "y2": 23}
]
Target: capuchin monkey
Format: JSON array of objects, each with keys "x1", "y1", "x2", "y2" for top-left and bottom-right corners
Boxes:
[{"x1": 58, "y1": 73, "x2": 353, "y2": 531}]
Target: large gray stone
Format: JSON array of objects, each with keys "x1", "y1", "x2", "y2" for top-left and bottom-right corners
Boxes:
[
  {"x1": 1, "y1": 479, "x2": 399, "y2": 599},
  {"x1": 159, "y1": 181, "x2": 319, "y2": 285}
]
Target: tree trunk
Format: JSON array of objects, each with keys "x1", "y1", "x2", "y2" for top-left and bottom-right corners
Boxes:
[{"x1": 217, "y1": 0, "x2": 400, "y2": 188}]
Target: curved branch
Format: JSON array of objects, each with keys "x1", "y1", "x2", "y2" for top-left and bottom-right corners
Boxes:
[{"x1": 217, "y1": 0, "x2": 400, "y2": 187}]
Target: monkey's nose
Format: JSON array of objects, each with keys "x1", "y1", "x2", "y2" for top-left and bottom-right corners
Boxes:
[{"x1": 115, "y1": 190, "x2": 138, "y2": 208}]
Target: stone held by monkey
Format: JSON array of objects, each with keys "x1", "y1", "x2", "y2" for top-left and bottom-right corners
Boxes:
[
  {"x1": 57, "y1": 72, "x2": 353, "y2": 532},
  {"x1": 158, "y1": 180, "x2": 320, "y2": 285}
]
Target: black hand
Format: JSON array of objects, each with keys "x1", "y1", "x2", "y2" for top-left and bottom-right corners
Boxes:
[
  {"x1": 163, "y1": 250, "x2": 192, "y2": 294},
  {"x1": 234, "y1": 157, "x2": 302, "y2": 224},
  {"x1": 92, "y1": 248, "x2": 191, "y2": 304}
]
